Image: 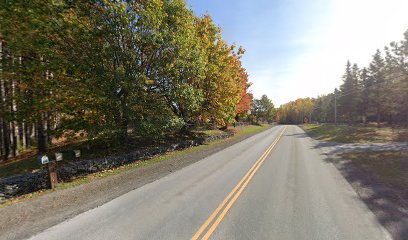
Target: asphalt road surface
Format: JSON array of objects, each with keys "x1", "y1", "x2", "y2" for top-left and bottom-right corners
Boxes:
[{"x1": 29, "y1": 125, "x2": 392, "y2": 240}]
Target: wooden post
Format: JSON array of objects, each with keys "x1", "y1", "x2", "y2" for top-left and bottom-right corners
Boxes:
[{"x1": 47, "y1": 161, "x2": 58, "y2": 189}]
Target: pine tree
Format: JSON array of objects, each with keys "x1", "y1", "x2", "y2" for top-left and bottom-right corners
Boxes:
[
  {"x1": 368, "y1": 49, "x2": 386, "y2": 126},
  {"x1": 339, "y1": 61, "x2": 359, "y2": 123},
  {"x1": 358, "y1": 68, "x2": 370, "y2": 124}
]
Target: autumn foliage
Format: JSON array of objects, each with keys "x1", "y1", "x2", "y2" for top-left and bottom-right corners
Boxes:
[
  {"x1": 277, "y1": 98, "x2": 314, "y2": 124},
  {"x1": 0, "y1": 0, "x2": 251, "y2": 159}
]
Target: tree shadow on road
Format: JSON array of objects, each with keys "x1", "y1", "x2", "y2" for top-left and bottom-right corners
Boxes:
[{"x1": 285, "y1": 132, "x2": 310, "y2": 139}]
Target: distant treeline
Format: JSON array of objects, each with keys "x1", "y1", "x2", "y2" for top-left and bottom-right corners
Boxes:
[
  {"x1": 0, "y1": 0, "x2": 254, "y2": 160},
  {"x1": 277, "y1": 29, "x2": 408, "y2": 125}
]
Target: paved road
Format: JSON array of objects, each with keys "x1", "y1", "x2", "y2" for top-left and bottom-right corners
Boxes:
[{"x1": 29, "y1": 125, "x2": 392, "y2": 240}]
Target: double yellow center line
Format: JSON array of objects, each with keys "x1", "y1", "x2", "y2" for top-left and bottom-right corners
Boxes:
[{"x1": 192, "y1": 126, "x2": 287, "y2": 240}]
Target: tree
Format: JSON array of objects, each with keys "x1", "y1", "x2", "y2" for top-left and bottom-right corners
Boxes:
[
  {"x1": 358, "y1": 67, "x2": 370, "y2": 123},
  {"x1": 0, "y1": 0, "x2": 256, "y2": 161},
  {"x1": 152, "y1": 0, "x2": 206, "y2": 127},
  {"x1": 338, "y1": 61, "x2": 360, "y2": 123},
  {"x1": 252, "y1": 95, "x2": 275, "y2": 123},
  {"x1": 401, "y1": 30, "x2": 408, "y2": 122},
  {"x1": 0, "y1": 0, "x2": 71, "y2": 155},
  {"x1": 235, "y1": 86, "x2": 252, "y2": 121},
  {"x1": 277, "y1": 98, "x2": 314, "y2": 124},
  {"x1": 195, "y1": 14, "x2": 249, "y2": 127},
  {"x1": 279, "y1": 28, "x2": 408, "y2": 126},
  {"x1": 311, "y1": 94, "x2": 335, "y2": 123},
  {"x1": 368, "y1": 49, "x2": 386, "y2": 126}
]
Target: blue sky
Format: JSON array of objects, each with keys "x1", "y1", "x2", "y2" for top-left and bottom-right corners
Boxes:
[{"x1": 187, "y1": 0, "x2": 408, "y2": 106}]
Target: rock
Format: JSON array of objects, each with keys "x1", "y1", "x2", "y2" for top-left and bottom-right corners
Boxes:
[
  {"x1": 4, "y1": 184, "x2": 18, "y2": 194},
  {"x1": 0, "y1": 132, "x2": 233, "y2": 201}
]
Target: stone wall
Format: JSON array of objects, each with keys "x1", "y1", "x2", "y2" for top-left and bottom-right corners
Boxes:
[{"x1": 0, "y1": 133, "x2": 232, "y2": 203}]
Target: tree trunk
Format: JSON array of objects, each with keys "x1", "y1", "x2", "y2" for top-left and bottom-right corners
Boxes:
[
  {"x1": 24, "y1": 123, "x2": 31, "y2": 148},
  {"x1": 37, "y1": 116, "x2": 46, "y2": 154},
  {"x1": 0, "y1": 38, "x2": 8, "y2": 160},
  {"x1": 2, "y1": 120, "x2": 10, "y2": 160},
  {"x1": 46, "y1": 112, "x2": 53, "y2": 145},
  {"x1": 18, "y1": 122, "x2": 24, "y2": 148},
  {"x1": 10, "y1": 54, "x2": 17, "y2": 157},
  {"x1": 120, "y1": 93, "x2": 129, "y2": 142},
  {"x1": 0, "y1": 119, "x2": 3, "y2": 158},
  {"x1": 11, "y1": 122, "x2": 17, "y2": 157}
]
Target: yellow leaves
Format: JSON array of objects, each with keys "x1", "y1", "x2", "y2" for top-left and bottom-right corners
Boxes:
[
  {"x1": 145, "y1": 78, "x2": 154, "y2": 85},
  {"x1": 277, "y1": 98, "x2": 315, "y2": 124}
]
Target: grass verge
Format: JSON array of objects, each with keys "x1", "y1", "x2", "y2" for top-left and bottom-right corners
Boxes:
[
  {"x1": 340, "y1": 150, "x2": 408, "y2": 201},
  {"x1": 301, "y1": 124, "x2": 408, "y2": 143},
  {"x1": 0, "y1": 124, "x2": 270, "y2": 207}
]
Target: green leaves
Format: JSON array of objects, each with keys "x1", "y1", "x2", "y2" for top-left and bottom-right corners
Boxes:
[
  {"x1": 0, "y1": 0, "x2": 251, "y2": 157},
  {"x1": 252, "y1": 95, "x2": 276, "y2": 123}
]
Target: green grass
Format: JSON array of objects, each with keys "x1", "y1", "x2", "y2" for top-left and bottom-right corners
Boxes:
[
  {"x1": 301, "y1": 124, "x2": 408, "y2": 143},
  {"x1": 0, "y1": 124, "x2": 270, "y2": 207},
  {"x1": 340, "y1": 151, "x2": 408, "y2": 198},
  {"x1": 0, "y1": 151, "x2": 83, "y2": 178},
  {"x1": 235, "y1": 124, "x2": 269, "y2": 136},
  {"x1": 0, "y1": 157, "x2": 39, "y2": 178},
  {"x1": 193, "y1": 129, "x2": 225, "y2": 137}
]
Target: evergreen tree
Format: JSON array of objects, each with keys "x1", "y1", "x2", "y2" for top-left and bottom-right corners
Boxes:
[
  {"x1": 368, "y1": 49, "x2": 386, "y2": 126},
  {"x1": 339, "y1": 61, "x2": 359, "y2": 123},
  {"x1": 358, "y1": 67, "x2": 370, "y2": 123},
  {"x1": 252, "y1": 95, "x2": 275, "y2": 123}
]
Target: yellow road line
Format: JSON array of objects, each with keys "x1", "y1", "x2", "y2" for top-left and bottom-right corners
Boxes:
[
  {"x1": 192, "y1": 126, "x2": 287, "y2": 240},
  {"x1": 191, "y1": 131, "x2": 279, "y2": 240}
]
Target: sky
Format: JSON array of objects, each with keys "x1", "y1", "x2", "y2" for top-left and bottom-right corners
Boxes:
[{"x1": 187, "y1": 0, "x2": 408, "y2": 106}]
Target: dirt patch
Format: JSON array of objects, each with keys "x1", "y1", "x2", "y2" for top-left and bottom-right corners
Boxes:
[{"x1": 0, "y1": 125, "x2": 271, "y2": 240}]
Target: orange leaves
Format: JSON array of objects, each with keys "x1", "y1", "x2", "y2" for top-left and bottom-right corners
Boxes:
[{"x1": 236, "y1": 91, "x2": 251, "y2": 114}]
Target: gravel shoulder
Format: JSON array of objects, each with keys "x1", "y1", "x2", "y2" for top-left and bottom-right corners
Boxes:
[{"x1": 0, "y1": 125, "x2": 272, "y2": 240}]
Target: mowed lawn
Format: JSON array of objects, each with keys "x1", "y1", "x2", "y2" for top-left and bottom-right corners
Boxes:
[
  {"x1": 340, "y1": 151, "x2": 408, "y2": 201},
  {"x1": 302, "y1": 124, "x2": 408, "y2": 143},
  {"x1": 302, "y1": 123, "x2": 408, "y2": 205}
]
